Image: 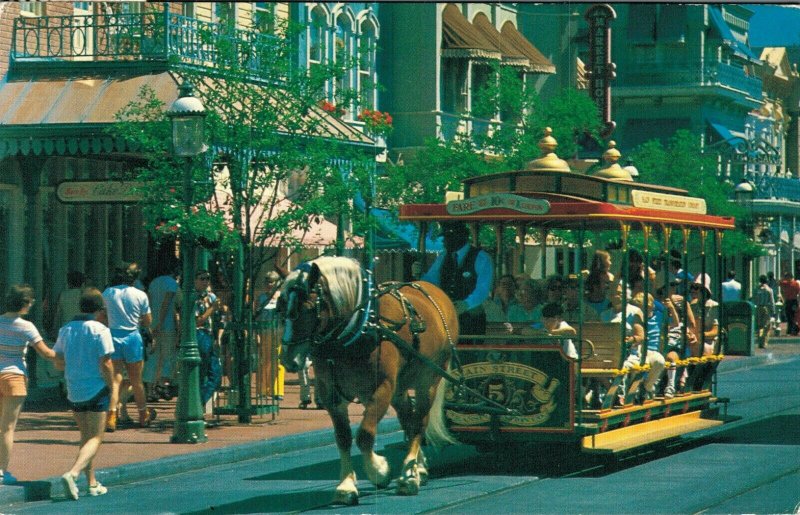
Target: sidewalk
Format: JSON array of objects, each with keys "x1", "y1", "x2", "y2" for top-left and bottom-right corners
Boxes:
[{"x1": 2, "y1": 339, "x2": 799, "y2": 505}]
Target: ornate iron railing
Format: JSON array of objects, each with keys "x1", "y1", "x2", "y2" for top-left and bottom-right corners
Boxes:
[
  {"x1": 618, "y1": 60, "x2": 763, "y2": 99},
  {"x1": 11, "y1": 11, "x2": 279, "y2": 78}
]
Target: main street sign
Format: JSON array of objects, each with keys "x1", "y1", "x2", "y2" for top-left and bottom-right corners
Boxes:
[{"x1": 56, "y1": 180, "x2": 143, "y2": 204}]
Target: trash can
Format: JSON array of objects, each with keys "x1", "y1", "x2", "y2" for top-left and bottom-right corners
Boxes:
[{"x1": 722, "y1": 301, "x2": 755, "y2": 356}]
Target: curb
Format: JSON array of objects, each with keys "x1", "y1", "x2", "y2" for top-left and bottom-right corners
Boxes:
[{"x1": 0, "y1": 418, "x2": 402, "y2": 506}]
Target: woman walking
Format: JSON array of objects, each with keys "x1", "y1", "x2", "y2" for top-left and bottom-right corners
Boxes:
[
  {"x1": 0, "y1": 284, "x2": 57, "y2": 483},
  {"x1": 102, "y1": 263, "x2": 152, "y2": 430},
  {"x1": 54, "y1": 288, "x2": 114, "y2": 499}
]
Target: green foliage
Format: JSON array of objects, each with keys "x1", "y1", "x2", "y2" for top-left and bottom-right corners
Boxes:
[
  {"x1": 379, "y1": 65, "x2": 601, "y2": 209},
  {"x1": 629, "y1": 130, "x2": 762, "y2": 258}
]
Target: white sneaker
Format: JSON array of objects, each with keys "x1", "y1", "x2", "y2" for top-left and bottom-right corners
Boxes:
[
  {"x1": 61, "y1": 472, "x2": 79, "y2": 500},
  {"x1": 664, "y1": 385, "x2": 675, "y2": 399},
  {"x1": 88, "y1": 482, "x2": 108, "y2": 496}
]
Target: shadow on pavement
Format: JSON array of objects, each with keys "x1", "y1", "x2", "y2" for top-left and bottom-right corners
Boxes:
[
  {"x1": 181, "y1": 489, "x2": 351, "y2": 514},
  {"x1": 706, "y1": 415, "x2": 800, "y2": 445}
]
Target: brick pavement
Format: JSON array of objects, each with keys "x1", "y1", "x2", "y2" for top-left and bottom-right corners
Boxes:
[{"x1": 11, "y1": 380, "x2": 367, "y2": 483}]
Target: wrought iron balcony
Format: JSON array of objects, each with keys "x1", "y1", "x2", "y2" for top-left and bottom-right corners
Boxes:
[
  {"x1": 617, "y1": 60, "x2": 763, "y2": 99},
  {"x1": 11, "y1": 11, "x2": 279, "y2": 79}
]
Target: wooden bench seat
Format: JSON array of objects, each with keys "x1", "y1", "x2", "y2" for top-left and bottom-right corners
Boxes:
[{"x1": 576, "y1": 321, "x2": 624, "y2": 371}]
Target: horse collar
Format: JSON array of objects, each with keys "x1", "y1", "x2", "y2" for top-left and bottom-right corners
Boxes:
[{"x1": 319, "y1": 268, "x2": 376, "y2": 350}]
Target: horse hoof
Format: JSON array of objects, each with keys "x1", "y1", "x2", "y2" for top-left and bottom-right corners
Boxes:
[
  {"x1": 375, "y1": 475, "x2": 391, "y2": 489},
  {"x1": 396, "y1": 477, "x2": 420, "y2": 496},
  {"x1": 418, "y1": 451, "x2": 429, "y2": 486},
  {"x1": 333, "y1": 490, "x2": 359, "y2": 506}
]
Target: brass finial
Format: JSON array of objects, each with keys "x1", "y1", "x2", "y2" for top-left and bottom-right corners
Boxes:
[
  {"x1": 594, "y1": 140, "x2": 633, "y2": 181},
  {"x1": 525, "y1": 127, "x2": 571, "y2": 172}
]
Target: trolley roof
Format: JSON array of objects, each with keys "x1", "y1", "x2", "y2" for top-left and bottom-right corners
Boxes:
[{"x1": 399, "y1": 170, "x2": 736, "y2": 231}]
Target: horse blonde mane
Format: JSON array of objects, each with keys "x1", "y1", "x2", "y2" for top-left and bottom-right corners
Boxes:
[{"x1": 311, "y1": 256, "x2": 363, "y2": 318}]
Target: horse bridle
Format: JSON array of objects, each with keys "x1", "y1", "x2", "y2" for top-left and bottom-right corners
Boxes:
[{"x1": 283, "y1": 264, "x2": 374, "y2": 350}]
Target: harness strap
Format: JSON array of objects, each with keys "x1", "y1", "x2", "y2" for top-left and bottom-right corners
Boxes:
[{"x1": 372, "y1": 324, "x2": 516, "y2": 416}]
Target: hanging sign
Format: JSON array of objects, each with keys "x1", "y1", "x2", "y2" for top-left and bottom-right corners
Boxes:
[
  {"x1": 447, "y1": 193, "x2": 550, "y2": 215},
  {"x1": 56, "y1": 180, "x2": 143, "y2": 204}
]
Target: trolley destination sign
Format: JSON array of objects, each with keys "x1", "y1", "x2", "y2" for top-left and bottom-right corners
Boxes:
[
  {"x1": 631, "y1": 189, "x2": 707, "y2": 214},
  {"x1": 447, "y1": 193, "x2": 551, "y2": 216},
  {"x1": 56, "y1": 180, "x2": 143, "y2": 204}
]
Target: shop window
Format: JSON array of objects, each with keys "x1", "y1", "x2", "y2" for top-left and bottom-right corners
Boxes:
[{"x1": 182, "y1": 3, "x2": 195, "y2": 18}]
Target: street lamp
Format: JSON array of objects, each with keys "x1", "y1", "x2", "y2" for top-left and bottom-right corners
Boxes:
[{"x1": 169, "y1": 80, "x2": 208, "y2": 444}]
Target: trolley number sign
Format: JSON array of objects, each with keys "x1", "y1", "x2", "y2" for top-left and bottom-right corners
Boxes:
[
  {"x1": 447, "y1": 193, "x2": 550, "y2": 216},
  {"x1": 445, "y1": 346, "x2": 573, "y2": 432},
  {"x1": 56, "y1": 180, "x2": 143, "y2": 204}
]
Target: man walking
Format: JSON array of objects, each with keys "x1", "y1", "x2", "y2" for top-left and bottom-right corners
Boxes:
[
  {"x1": 779, "y1": 272, "x2": 800, "y2": 335},
  {"x1": 721, "y1": 270, "x2": 742, "y2": 302}
]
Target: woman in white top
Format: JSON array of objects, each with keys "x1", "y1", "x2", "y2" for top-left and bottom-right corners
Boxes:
[
  {"x1": 0, "y1": 284, "x2": 56, "y2": 484},
  {"x1": 102, "y1": 263, "x2": 152, "y2": 431}
]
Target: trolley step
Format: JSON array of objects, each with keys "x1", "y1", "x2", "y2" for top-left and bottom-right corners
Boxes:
[{"x1": 581, "y1": 410, "x2": 723, "y2": 454}]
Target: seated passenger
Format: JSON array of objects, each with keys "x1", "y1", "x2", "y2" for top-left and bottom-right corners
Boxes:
[
  {"x1": 689, "y1": 274, "x2": 720, "y2": 356},
  {"x1": 507, "y1": 278, "x2": 542, "y2": 324},
  {"x1": 562, "y1": 274, "x2": 599, "y2": 323},
  {"x1": 585, "y1": 272, "x2": 611, "y2": 317},
  {"x1": 630, "y1": 293, "x2": 667, "y2": 400},
  {"x1": 519, "y1": 302, "x2": 577, "y2": 359},
  {"x1": 484, "y1": 274, "x2": 518, "y2": 323},
  {"x1": 541, "y1": 302, "x2": 578, "y2": 359}
]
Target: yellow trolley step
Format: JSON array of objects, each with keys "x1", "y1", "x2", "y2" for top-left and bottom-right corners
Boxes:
[{"x1": 582, "y1": 410, "x2": 723, "y2": 454}]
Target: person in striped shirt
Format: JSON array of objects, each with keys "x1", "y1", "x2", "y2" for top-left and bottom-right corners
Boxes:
[{"x1": 0, "y1": 284, "x2": 57, "y2": 483}]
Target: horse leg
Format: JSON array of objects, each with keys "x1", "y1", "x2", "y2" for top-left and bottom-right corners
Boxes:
[
  {"x1": 358, "y1": 379, "x2": 393, "y2": 489},
  {"x1": 397, "y1": 377, "x2": 441, "y2": 495},
  {"x1": 328, "y1": 401, "x2": 359, "y2": 506}
]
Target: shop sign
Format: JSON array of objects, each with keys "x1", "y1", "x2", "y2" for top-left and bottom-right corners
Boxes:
[
  {"x1": 56, "y1": 181, "x2": 143, "y2": 204},
  {"x1": 631, "y1": 190, "x2": 707, "y2": 214},
  {"x1": 447, "y1": 193, "x2": 550, "y2": 215}
]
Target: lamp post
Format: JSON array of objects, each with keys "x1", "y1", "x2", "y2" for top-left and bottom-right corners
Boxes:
[
  {"x1": 169, "y1": 81, "x2": 208, "y2": 444},
  {"x1": 735, "y1": 179, "x2": 756, "y2": 295}
]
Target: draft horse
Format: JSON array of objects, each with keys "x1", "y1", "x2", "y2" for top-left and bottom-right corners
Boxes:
[{"x1": 279, "y1": 256, "x2": 457, "y2": 504}]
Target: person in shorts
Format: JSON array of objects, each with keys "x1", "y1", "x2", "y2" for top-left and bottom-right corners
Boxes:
[
  {"x1": 0, "y1": 284, "x2": 57, "y2": 484},
  {"x1": 54, "y1": 288, "x2": 114, "y2": 499},
  {"x1": 102, "y1": 262, "x2": 152, "y2": 430}
]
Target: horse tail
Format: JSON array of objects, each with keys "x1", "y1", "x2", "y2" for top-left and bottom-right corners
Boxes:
[{"x1": 425, "y1": 360, "x2": 456, "y2": 448}]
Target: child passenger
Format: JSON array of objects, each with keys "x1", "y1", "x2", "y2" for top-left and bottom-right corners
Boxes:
[{"x1": 521, "y1": 302, "x2": 578, "y2": 359}]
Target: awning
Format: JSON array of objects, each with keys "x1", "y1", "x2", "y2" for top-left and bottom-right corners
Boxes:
[
  {"x1": 0, "y1": 71, "x2": 373, "y2": 159},
  {"x1": 471, "y1": 13, "x2": 529, "y2": 68},
  {"x1": 500, "y1": 22, "x2": 556, "y2": 74},
  {"x1": 441, "y1": 4, "x2": 502, "y2": 60},
  {"x1": 709, "y1": 7, "x2": 761, "y2": 63},
  {"x1": 708, "y1": 119, "x2": 747, "y2": 145}
]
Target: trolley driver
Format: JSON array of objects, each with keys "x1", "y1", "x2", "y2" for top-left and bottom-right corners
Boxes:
[{"x1": 415, "y1": 221, "x2": 493, "y2": 335}]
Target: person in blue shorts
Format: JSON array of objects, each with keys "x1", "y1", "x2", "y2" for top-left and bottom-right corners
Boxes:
[{"x1": 102, "y1": 262, "x2": 152, "y2": 430}]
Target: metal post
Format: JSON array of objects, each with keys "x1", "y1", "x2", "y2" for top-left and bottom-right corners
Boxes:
[{"x1": 172, "y1": 157, "x2": 208, "y2": 443}]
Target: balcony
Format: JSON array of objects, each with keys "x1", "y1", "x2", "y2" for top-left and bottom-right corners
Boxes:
[
  {"x1": 617, "y1": 60, "x2": 763, "y2": 100},
  {"x1": 10, "y1": 11, "x2": 279, "y2": 80}
]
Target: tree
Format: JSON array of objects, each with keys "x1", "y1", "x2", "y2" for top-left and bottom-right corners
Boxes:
[{"x1": 109, "y1": 7, "x2": 376, "y2": 420}]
